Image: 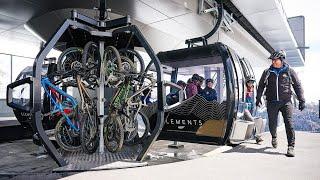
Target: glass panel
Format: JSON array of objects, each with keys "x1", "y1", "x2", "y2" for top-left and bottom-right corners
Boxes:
[
  {"x1": 11, "y1": 82, "x2": 31, "y2": 109},
  {"x1": 12, "y1": 56, "x2": 34, "y2": 81},
  {"x1": 176, "y1": 63, "x2": 226, "y2": 103},
  {"x1": 0, "y1": 54, "x2": 11, "y2": 99},
  {"x1": 239, "y1": 58, "x2": 251, "y2": 79},
  {"x1": 244, "y1": 58, "x2": 255, "y2": 78},
  {"x1": 229, "y1": 56, "x2": 239, "y2": 112},
  {"x1": 230, "y1": 52, "x2": 244, "y2": 102}
]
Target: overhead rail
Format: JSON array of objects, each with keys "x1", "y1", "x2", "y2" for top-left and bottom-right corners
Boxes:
[{"x1": 185, "y1": 0, "x2": 224, "y2": 47}]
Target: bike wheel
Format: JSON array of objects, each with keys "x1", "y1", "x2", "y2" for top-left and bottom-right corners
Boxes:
[
  {"x1": 57, "y1": 47, "x2": 83, "y2": 72},
  {"x1": 82, "y1": 41, "x2": 100, "y2": 86},
  {"x1": 104, "y1": 113, "x2": 124, "y2": 153},
  {"x1": 124, "y1": 111, "x2": 150, "y2": 146},
  {"x1": 103, "y1": 46, "x2": 122, "y2": 72},
  {"x1": 120, "y1": 56, "x2": 136, "y2": 74},
  {"x1": 80, "y1": 111, "x2": 99, "y2": 154},
  {"x1": 55, "y1": 117, "x2": 81, "y2": 152},
  {"x1": 119, "y1": 49, "x2": 145, "y2": 75}
]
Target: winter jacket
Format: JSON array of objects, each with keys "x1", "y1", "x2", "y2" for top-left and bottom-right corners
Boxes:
[
  {"x1": 186, "y1": 82, "x2": 198, "y2": 98},
  {"x1": 256, "y1": 63, "x2": 305, "y2": 103},
  {"x1": 200, "y1": 87, "x2": 217, "y2": 101}
]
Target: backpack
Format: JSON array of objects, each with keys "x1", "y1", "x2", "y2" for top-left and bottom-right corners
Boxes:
[{"x1": 263, "y1": 67, "x2": 293, "y2": 86}]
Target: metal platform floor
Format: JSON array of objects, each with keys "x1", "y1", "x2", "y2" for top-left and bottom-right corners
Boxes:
[{"x1": 0, "y1": 138, "x2": 220, "y2": 179}]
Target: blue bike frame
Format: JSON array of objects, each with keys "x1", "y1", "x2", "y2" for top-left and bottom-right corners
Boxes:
[{"x1": 41, "y1": 77, "x2": 80, "y2": 131}]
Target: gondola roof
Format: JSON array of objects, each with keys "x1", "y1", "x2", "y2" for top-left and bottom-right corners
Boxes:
[{"x1": 157, "y1": 42, "x2": 228, "y2": 68}]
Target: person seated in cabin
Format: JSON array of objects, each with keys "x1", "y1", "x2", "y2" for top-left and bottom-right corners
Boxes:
[
  {"x1": 166, "y1": 80, "x2": 187, "y2": 105},
  {"x1": 187, "y1": 78, "x2": 192, "y2": 84},
  {"x1": 186, "y1": 74, "x2": 203, "y2": 98},
  {"x1": 200, "y1": 78, "x2": 217, "y2": 101},
  {"x1": 141, "y1": 88, "x2": 152, "y2": 105},
  {"x1": 245, "y1": 78, "x2": 255, "y2": 114},
  {"x1": 197, "y1": 76, "x2": 205, "y2": 94},
  {"x1": 244, "y1": 78, "x2": 263, "y2": 143}
]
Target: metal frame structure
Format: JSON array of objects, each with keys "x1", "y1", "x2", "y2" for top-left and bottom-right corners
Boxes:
[{"x1": 31, "y1": 7, "x2": 164, "y2": 166}]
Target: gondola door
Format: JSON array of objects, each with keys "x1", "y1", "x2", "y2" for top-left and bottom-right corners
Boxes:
[{"x1": 228, "y1": 50, "x2": 255, "y2": 143}]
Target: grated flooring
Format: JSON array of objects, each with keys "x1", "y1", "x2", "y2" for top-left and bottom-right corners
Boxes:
[{"x1": 54, "y1": 144, "x2": 144, "y2": 172}]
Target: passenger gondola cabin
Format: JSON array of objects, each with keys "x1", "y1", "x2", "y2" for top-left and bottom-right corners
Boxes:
[{"x1": 143, "y1": 42, "x2": 264, "y2": 145}]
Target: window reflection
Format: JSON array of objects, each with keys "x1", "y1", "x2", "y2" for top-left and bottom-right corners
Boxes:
[{"x1": 0, "y1": 54, "x2": 11, "y2": 99}]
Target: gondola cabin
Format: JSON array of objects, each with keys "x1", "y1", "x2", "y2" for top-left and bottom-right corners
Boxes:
[{"x1": 144, "y1": 42, "x2": 264, "y2": 145}]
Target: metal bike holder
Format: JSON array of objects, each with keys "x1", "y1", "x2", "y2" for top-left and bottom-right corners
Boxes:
[
  {"x1": 31, "y1": 8, "x2": 165, "y2": 167},
  {"x1": 98, "y1": 40, "x2": 106, "y2": 154}
]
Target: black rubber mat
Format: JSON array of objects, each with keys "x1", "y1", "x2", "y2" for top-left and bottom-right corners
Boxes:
[{"x1": 53, "y1": 144, "x2": 146, "y2": 172}]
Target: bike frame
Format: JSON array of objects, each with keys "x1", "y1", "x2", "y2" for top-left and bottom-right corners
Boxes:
[
  {"x1": 110, "y1": 73, "x2": 156, "y2": 133},
  {"x1": 41, "y1": 77, "x2": 80, "y2": 131}
]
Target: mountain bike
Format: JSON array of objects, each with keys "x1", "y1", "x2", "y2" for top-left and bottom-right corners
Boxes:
[
  {"x1": 104, "y1": 51, "x2": 154, "y2": 151},
  {"x1": 41, "y1": 77, "x2": 81, "y2": 152}
]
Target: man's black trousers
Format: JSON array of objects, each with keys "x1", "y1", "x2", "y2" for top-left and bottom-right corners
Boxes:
[{"x1": 267, "y1": 101, "x2": 295, "y2": 147}]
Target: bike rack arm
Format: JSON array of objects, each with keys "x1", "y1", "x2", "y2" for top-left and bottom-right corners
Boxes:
[{"x1": 71, "y1": 10, "x2": 130, "y2": 31}]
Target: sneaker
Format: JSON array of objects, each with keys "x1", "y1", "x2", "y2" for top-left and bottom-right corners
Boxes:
[
  {"x1": 286, "y1": 146, "x2": 295, "y2": 157},
  {"x1": 271, "y1": 138, "x2": 278, "y2": 148},
  {"x1": 255, "y1": 136, "x2": 263, "y2": 144}
]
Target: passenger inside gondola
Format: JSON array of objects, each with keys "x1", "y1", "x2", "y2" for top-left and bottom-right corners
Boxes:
[
  {"x1": 186, "y1": 74, "x2": 204, "y2": 99},
  {"x1": 166, "y1": 80, "x2": 186, "y2": 105},
  {"x1": 200, "y1": 78, "x2": 217, "y2": 101},
  {"x1": 197, "y1": 75, "x2": 205, "y2": 94},
  {"x1": 245, "y1": 78, "x2": 255, "y2": 114}
]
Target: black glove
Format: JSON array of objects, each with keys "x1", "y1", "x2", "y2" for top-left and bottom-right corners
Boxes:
[
  {"x1": 256, "y1": 99, "x2": 262, "y2": 108},
  {"x1": 298, "y1": 101, "x2": 305, "y2": 111}
]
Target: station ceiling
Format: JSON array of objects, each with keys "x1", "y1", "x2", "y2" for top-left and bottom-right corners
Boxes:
[
  {"x1": 0, "y1": 0, "x2": 304, "y2": 66},
  {"x1": 0, "y1": 0, "x2": 97, "y2": 48},
  {"x1": 231, "y1": 0, "x2": 304, "y2": 67},
  {"x1": 0, "y1": 0, "x2": 213, "y2": 52}
]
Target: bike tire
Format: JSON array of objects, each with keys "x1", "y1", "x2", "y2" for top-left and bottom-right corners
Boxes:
[
  {"x1": 82, "y1": 41, "x2": 99, "y2": 66},
  {"x1": 80, "y1": 112, "x2": 99, "y2": 154},
  {"x1": 119, "y1": 49, "x2": 145, "y2": 75},
  {"x1": 104, "y1": 113, "x2": 124, "y2": 153},
  {"x1": 57, "y1": 47, "x2": 83, "y2": 72},
  {"x1": 104, "y1": 46, "x2": 122, "y2": 72},
  {"x1": 120, "y1": 56, "x2": 136, "y2": 74},
  {"x1": 124, "y1": 111, "x2": 150, "y2": 146},
  {"x1": 81, "y1": 41, "x2": 100, "y2": 87},
  {"x1": 55, "y1": 117, "x2": 81, "y2": 152}
]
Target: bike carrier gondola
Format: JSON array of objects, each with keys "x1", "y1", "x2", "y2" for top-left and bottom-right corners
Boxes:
[{"x1": 7, "y1": 1, "x2": 165, "y2": 171}]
